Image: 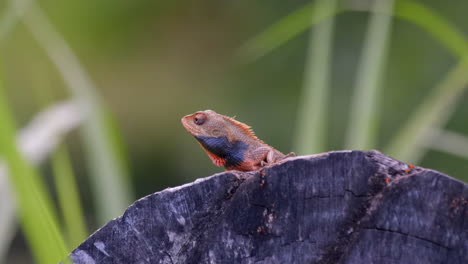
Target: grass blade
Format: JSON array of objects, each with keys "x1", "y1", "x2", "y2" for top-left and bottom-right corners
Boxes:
[
  {"x1": 345, "y1": 0, "x2": 395, "y2": 150},
  {"x1": 423, "y1": 129, "x2": 468, "y2": 161},
  {"x1": 0, "y1": 101, "x2": 83, "y2": 263},
  {"x1": 294, "y1": 0, "x2": 337, "y2": 154},
  {"x1": 52, "y1": 146, "x2": 87, "y2": 247},
  {"x1": 384, "y1": 61, "x2": 468, "y2": 161},
  {"x1": 0, "y1": 101, "x2": 82, "y2": 262},
  {"x1": 0, "y1": 166, "x2": 16, "y2": 261},
  {"x1": 383, "y1": 0, "x2": 468, "y2": 162},
  {"x1": 0, "y1": 0, "x2": 32, "y2": 41},
  {"x1": 237, "y1": 0, "x2": 468, "y2": 63},
  {"x1": 237, "y1": 1, "x2": 344, "y2": 63},
  {"x1": 393, "y1": 0, "x2": 468, "y2": 60},
  {"x1": 237, "y1": 0, "x2": 468, "y2": 162},
  {"x1": 0, "y1": 70, "x2": 68, "y2": 263},
  {"x1": 27, "y1": 49, "x2": 88, "y2": 249},
  {"x1": 18, "y1": 0, "x2": 134, "y2": 224}
]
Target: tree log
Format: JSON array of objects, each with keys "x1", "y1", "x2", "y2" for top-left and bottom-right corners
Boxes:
[{"x1": 70, "y1": 150, "x2": 467, "y2": 264}]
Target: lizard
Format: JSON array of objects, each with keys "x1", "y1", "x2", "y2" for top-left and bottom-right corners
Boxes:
[{"x1": 181, "y1": 110, "x2": 295, "y2": 171}]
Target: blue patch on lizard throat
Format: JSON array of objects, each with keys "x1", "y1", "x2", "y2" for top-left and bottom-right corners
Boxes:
[{"x1": 195, "y1": 135, "x2": 248, "y2": 167}]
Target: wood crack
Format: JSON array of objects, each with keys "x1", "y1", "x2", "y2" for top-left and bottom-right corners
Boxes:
[{"x1": 365, "y1": 227, "x2": 451, "y2": 250}]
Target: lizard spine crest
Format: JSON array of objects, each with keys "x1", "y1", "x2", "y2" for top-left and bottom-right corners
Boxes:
[{"x1": 222, "y1": 115, "x2": 265, "y2": 144}]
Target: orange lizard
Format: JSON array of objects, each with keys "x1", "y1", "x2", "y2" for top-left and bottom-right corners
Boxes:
[{"x1": 181, "y1": 110, "x2": 294, "y2": 171}]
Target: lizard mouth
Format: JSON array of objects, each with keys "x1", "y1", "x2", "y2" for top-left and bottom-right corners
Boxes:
[{"x1": 181, "y1": 114, "x2": 202, "y2": 135}]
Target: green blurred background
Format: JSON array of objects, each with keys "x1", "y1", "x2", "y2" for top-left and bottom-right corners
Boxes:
[{"x1": 1, "y1": 0, "x2": 467, "y2": 263}]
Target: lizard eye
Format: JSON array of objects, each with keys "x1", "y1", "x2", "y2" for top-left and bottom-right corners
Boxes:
[{"x1": 193, "y1": 114, "x2": 206, "y2": 125}]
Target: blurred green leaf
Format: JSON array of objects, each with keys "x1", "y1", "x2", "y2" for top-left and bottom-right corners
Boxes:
[
  {"x1": 393, "y1": 0, "x2": 468, "y2": 60},
  {"x1": 237, "y1": 0, "x2": 345, "y2": 63},
  {"x1": 20, "y1": 1, "x2": 134, "y2": 224},
  {"x1": 102, "y1": 108, "x2": 132, "y2": 185},
  {"x1": 384, "y1": 1, "x2": 468, "y2": 162},
  {"x1": 27, "y1": 37, "x2": 88, "y2": 249},
  {"x1": 238, "y1": 0, "x2": 468, "y2": 162},
  {"x1": 294, "y1": 0, "x2": 337, "y2": 154},
  {"x1": 0, "y1": 0, "x2": 31, "y2": 41},
  {"x1": 80, "y1": 108, "x2": 133, "y2": 224},
  {"x1": 346, "y1": 0, "x2": 395, "y2": 150},
  {"x1": 52, "y1": 146, "x2": 87, "y2": 248},
  {"x1": 237, "y1": 0, "x2": 468, "y2": 63},
  {"x1": 423, "y1": 129, "x2": 468, "y2": 161},
  {"x1": 385, "y1": 61, "x2": 468, "y2": 162},
  {"x1": 0, "y1": 69, "x2": 68, "y2": 264}
]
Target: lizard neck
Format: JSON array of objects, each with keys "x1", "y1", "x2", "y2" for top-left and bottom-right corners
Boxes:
[{"x1": 195, "y1": 135, "x2": 248, "y2": 168}]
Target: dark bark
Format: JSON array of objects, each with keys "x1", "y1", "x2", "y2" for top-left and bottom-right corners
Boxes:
[{"x1": 69, "y1": 150, "x2": 467, "y2": 264}]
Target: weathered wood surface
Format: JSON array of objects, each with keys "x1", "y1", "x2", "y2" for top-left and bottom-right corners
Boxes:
[{"x1": 70, "y1": 150, "x2": 467, "y2": 264}]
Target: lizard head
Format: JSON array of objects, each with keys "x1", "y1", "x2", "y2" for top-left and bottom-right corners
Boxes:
[{"x1": 181, "y1": 110, "x2": 228, "y2": 138}]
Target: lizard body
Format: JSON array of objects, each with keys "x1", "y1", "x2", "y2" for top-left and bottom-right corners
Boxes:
[{"x1": 181, "y1": 110, "x2": 294, "y2": 171}]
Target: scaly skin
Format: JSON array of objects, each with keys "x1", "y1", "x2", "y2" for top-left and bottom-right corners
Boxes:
[{"x1": 181, "y1": 110, "x2": 294, "y2": 171}]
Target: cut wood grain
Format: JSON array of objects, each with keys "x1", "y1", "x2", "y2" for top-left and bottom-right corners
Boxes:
[{"x1": 69, "y1": 150, "x2": 467, "y2": 264}]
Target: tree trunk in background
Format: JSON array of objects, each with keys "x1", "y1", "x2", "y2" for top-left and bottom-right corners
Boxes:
[{"x1": 69, "y1": 151, "x2": 467, "y2": 264}]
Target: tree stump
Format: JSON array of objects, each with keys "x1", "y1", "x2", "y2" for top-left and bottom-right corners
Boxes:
[{"x1": 69, "y1": 150, "x2": 467, "y2": 264}]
